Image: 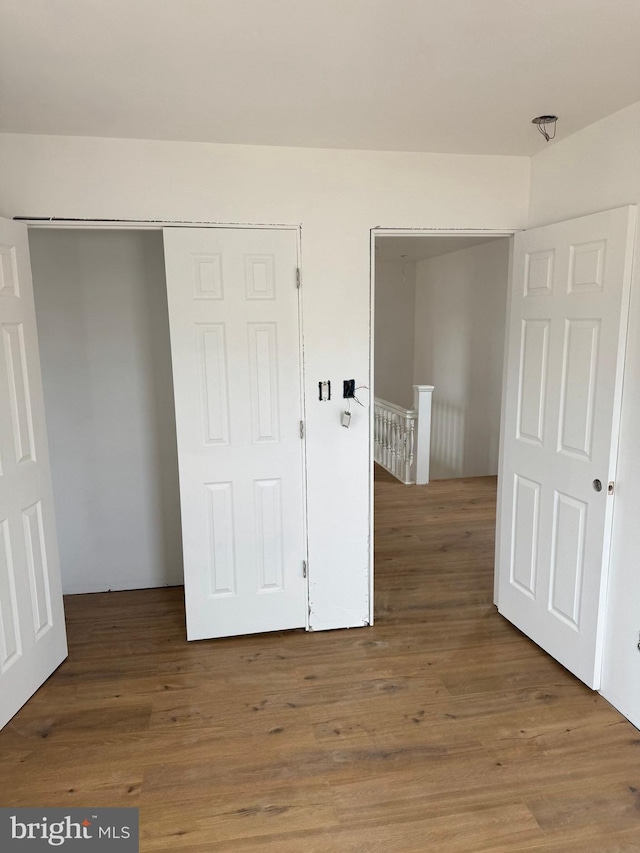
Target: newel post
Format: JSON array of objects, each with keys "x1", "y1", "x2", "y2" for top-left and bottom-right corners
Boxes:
[{"x1": 413, "y1": 385, "x2": 434, "y2": 485}]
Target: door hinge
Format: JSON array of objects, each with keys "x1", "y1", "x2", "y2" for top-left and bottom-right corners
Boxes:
[
  {"x1": 299, "y1": 420, "x2": 305, "y2": 439},
  {"x1": 303, "y1": 560, "x2": 307, "y2": 578},
  {"x1": 296, "y1": 268, "x2": 301, "y2": 288}
]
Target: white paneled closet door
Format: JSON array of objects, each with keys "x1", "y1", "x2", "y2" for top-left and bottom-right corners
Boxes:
[
  {"x1": 163, "y1": 227, "x2": 307, "y2": 640},
  {"x1": 497, "y1": 206, "x2": 636, "y2": 688},
  {"x1": 0, "y1": 218, "x2": 67, "y2": 729}
]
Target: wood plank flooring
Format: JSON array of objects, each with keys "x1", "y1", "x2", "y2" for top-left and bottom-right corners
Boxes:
[{"x1": 1, "y1": 468, "x2": 639, "y2": 851}]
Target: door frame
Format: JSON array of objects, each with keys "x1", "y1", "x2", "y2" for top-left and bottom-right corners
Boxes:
[
  {"x1": 18, "y1": 217, "x2": 311, "y2": 631},
  {"x1": 369, "y1": 227, "x2": 517, "y2": 626}
]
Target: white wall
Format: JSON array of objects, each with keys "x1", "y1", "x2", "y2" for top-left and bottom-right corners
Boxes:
[
  {"x1": 413, "y1": 239, "x2": 510, "y2": 478},
  {"x1": 529, "y1": 102, "x2": 640, "y2": 727},
  {"x1": 0, "y1": 132, "x2": 530, "y2": 630},
  {"x1": 29, "y1": 229, "x2": 183, "y2": 594},
  {"x1": 374, "y1": 258, "x2": 416, "y2": 410}
]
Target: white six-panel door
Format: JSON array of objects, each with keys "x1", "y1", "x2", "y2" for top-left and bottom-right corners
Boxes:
[
  {"x1": 163, "y1": 228, "x2": 307, "y2": 640},
  {"x1": 0, "y1": 218, "x2": 67, "y2": 729},
  {"x1": 497, "y1": 206, "x2": 636, "y2": 689}
]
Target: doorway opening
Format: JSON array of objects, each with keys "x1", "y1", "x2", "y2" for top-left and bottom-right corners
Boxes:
[
  {"x1": 28, "y1": 224, "x2": 308, "y2": 640},
  {"x1": 370, "y1": 230, "x2": 514, "y2": 625},
  {"x1": 30, "y1": 228, "x2": 185, "y2": 598}
]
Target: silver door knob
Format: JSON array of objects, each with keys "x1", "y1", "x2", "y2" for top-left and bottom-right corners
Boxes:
[{"x1": 593, "y1": 479, "x2": 603, "y2": 492}]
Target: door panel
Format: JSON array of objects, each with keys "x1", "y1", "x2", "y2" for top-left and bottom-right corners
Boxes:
[
  {"x1": 0, "y1": 218, "x2": 67, "y2": 729},
  {"x1": 497, "y1": 206, "x2": 636, "y2": 688},
  {"x1": 163, "y1": 228, "x2": 307, "y2": 640}
]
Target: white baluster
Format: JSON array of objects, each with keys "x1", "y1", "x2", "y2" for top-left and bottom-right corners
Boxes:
[
  {"x1": 393, "y1": 415, "x2": 400, "y2": 478},
  {"x1": 405, "y1": 419, "x2": 415, "y2": 484},
  {"x1": 382, "y1": 412, "x2": 388, "y2": 468}
]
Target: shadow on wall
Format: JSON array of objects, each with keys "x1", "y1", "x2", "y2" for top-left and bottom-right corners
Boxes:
[
  {"x1": 430, "y1": 393, "x2": 501, "y2": 480},
  {"x1": 430, "y1": 396, "x2": 466, "y2": 478}
]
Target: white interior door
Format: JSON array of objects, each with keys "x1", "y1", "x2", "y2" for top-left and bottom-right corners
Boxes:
[
  {"x1": 0, "y1": 218, "x2": 67, "y2": 729},
  {"x1": 497, "y1": 206, "x2": 636, "y2": 688},
  {"x1": 163, "y1": 227, "x2": 307, "y2": 640}
]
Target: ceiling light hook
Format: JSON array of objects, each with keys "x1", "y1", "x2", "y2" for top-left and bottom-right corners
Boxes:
[{"x1": 532, "y1": 115, "x2": 558, "y2": 142}]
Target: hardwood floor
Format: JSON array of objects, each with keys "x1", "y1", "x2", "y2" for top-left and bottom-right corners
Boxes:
[{"x1": 1, "y1": 468, "x2": 639, "y2": 851}]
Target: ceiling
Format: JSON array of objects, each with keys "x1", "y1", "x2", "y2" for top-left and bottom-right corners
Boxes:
[
  {"x1": 375, "y1": 235, "x2": 507, "y2": 263},
  {"x1": 1, "y1": 0, "x2": 639, "y2": 156}
]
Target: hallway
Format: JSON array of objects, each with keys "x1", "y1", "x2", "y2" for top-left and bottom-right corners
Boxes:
[{"x1": 374, "y1": 466, "x2": 498, "y2": 626}]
